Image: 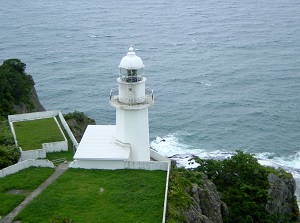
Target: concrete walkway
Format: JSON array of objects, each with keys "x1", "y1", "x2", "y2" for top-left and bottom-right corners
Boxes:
[{"x1": 0, "y1": 163, "x2": 69, "y2": 223}]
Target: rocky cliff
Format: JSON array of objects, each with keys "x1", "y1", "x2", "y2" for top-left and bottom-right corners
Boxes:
[
  {"x1": 168, "y1": 152, "x2": 299, "y2": 223},
  {"x1": 266, "y1": 172, "x2": 299, "y2": 222},
  {"x1": 182, "y1": 174, "x2": 229, "y2": 223},
  {"x1": 179, "y1": 172, "x2": 298, "y2": 223}
]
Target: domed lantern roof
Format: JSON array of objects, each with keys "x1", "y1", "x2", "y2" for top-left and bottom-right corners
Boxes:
[
  {"x1": 118, "y1": 47, "x2": 144, "y2": 82},
  {"x1": 119, "y1": 47, "x2": 144, "y2": 69}
]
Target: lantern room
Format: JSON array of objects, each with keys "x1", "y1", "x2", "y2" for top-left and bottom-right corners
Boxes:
[{"x1": 118, "y1": 47, "x2": 144, "y2": 83}]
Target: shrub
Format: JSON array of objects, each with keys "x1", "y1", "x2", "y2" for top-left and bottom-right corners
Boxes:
[
  {"x1": 64, "y1": 111, "x2": 91, "y2": 123},
  {"x1": 194, "y1": 151, "x2": 293, "y2": 223},
  {"x1": 0, "y1": 146, "x2": 20, "y2": 169}
]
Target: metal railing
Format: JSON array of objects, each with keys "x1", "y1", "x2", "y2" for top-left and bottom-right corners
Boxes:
[{"x1": 110, "y1": 88, "x2": 154, "y2": 105}]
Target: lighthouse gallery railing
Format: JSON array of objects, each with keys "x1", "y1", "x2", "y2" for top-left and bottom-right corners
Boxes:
[{"x1": 110, "y1": 87, "x2": 154, "y2": 105}]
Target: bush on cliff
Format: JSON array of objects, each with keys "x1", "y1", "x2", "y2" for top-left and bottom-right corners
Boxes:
[
  {"x1": 167, "y1": 151, "x2": 298, "y2": 223},
  {"x1": 194, "y1": 151, "x2": 297, "y2": 223},
  {"x1": 64, "y1": 111, "x2": 96, "y2": 142},
  {"x1": 0, "y1": 120, "x2": 20, "y2": 169},
  {"x1": 0, "y1": 59, "x2": 34, "y2": 118}
]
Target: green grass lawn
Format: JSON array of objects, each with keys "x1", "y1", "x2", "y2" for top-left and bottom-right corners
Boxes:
[
  {"x1": 15, "y1": 169, "x2": 167, "y2": 223},
  {"x1": 13, "y1": 118, "x2": 65, "y2": 151},
  {"x1": 0, "y1": 167, "x2": 55, "y2": 217}
]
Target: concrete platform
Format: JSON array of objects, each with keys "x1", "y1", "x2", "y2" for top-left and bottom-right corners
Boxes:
[{"x1": 73, "y1": 125, "x2": 130, "y2": 161}]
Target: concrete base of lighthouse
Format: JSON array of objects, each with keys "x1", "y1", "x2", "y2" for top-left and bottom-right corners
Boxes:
[{"x1": 69, "y1": 125, "x2": 170, "y2": 170}]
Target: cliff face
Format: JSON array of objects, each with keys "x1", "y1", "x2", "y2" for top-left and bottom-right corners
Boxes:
[
  {"x1": 182, "y1": 175, "x2": 228, "y2": 223},
  {"x1": 179, "y1": 173, "x2": 299, "y2": 223},
  {"x1": 266, "y1": 173, "x2": 299, "y2": 221},
  {"x1": 12, "y1": 76, "x2": 45, "y2": 114}
]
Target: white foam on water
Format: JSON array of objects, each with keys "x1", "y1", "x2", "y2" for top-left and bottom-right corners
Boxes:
[{"x1": 150, "y1": 134, "x2": 234, "y2": 168}]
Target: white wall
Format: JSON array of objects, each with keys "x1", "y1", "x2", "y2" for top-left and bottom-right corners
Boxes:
[
  {"x1": 162, "y1": 160, "x2": 171, "y2": 223},
  {"x1": 20, "y1": 148, "x2": 46, "y2": 160},
  {"x1": 58, "y1": 111, "x2": 78, "y2": 148},
  {"x1": 8, "y1": 110, "x2": 78, "y2": 161},
  {"x1": 20, "y1": 141, "x2": 68, "y2": 161},
  {"x1": 69, "y1": 160, "x2": 126, "y2": 169},
  {"x1": 69, "y1": 159, "x2": 169, "y2": 171},
  {"x1": 8, "y1": 110, "x2": 59, "y2": 122},
  {"x1": 8, "y1": 110, "x2": 78, "y2": 150},
  {"x1": 0, "y1": 159, "x2": 54, "y2": 178},
  {"x1": 43, "y1": 141, "x2": 68, "y2": 152}
]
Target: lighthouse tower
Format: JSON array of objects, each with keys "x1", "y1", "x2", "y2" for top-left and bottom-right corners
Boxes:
[{"x1": 109, "y1": 47, "x2": 154, "y2": 162}]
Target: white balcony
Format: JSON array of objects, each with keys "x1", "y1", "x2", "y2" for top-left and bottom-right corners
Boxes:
[{"x1": 109, "y1": 88, "x2": 154, "y2": 110}]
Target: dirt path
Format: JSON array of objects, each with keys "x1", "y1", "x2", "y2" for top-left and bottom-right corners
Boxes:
[{"x1": 0, "y1": 163, "x2": 69, "y2": 223}]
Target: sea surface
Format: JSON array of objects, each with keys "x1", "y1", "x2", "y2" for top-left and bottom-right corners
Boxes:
[{"x1": 1, "y1": 0, "x2": 300, "y2": 198}]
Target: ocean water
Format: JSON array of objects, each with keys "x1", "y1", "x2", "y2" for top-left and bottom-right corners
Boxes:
[{"x1": 1, "y1": 0, "x2": 300, "y2": 197}]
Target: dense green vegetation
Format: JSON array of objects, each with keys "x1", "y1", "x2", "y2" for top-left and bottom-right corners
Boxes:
[
  {"x1": 0, "y1": 59, "x2": 34, "y2": 169},
  {"x1": 167, "y1": 165, "x2": 202, "y2": 223},
  {"x1": 0, "y1": 120, "x2": 20, "y2": 169},
  {"x1": 63, "y1": 111, "x2": 94, "y2": 124},
  {"x1": 13, "y1": 118, "x2": 64, "y2": 151},
  {"x1": 166, "y1": 151, "x2": 298, "y2": 223},
  {"x1": 0, "y1": 167, "x2": 54, "y2": 217},
  {"x1": 63, "y1": 110, "x2": 96, "y2": 142},
  {"x1": 15, "y1": 169, "x2": 167, "y2": 223},
  {"x1": 0, "y1": 59, "x2": 34, "y2": 117},
  {"x1": 195, "y1": 151, "x2": 270, "y2": 222}
]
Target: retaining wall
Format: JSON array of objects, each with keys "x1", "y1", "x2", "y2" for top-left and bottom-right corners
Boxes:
[
  {"x1": 124, "y1": 161, "x2": 169, "y2": 171},
  {"x1": 0, "y1": 159, "x2": 54, "y2": 178},
  {"x1": 8, "y1": 110, "x2": 59, "y2": 122},
  {"x1": 20, "y1": 148, "x2": 46, "y2": 160},
  {"x1": 8, "y1": 110, "x2": 78, "y2": 161},
  {"x1": 162, "y1": 161, "x2": 171, "y2": 223},
  {"x1": 20, "y1": 141, "x2": 68, "y2": 161},
  {"x1": 69, "y1": 159, "x2": 169, "y2": 171},
  {"x1": 58, "y1": 111, "x2": 78, "y2": 148}
]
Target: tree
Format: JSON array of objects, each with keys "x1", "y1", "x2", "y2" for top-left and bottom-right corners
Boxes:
[
  {"x1": 0, "y1": 59, "x2": 33, "y2": 118},
  {"x1": 194, "y1": 151, "x2": 278, "y2": 223}
]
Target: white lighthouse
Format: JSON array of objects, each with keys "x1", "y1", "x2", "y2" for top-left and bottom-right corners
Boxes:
[
  {"x1": 110, "y1": 47, "x2": 154, "y2": 161},
  {"x1": 69, "y1": 47, "x2": 170, "y2": 170}
]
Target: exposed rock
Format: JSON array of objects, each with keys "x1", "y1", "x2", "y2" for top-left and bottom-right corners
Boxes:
[
  {"x1": 266, "y1": 173, "x2": 299, "y2": 221},
  {"x1": 28, "y1": 76, "x2": 45, "y2": 112},
  {"x1": 182, "y1": 175, "x2": 228, "y2": 223},
  {"x1": 177, "y1": 171, "x2": 299, "y2": 223}
]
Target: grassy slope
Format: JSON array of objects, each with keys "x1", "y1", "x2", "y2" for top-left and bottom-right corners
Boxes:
[
  {"x1": 15, "y1": 169, "x2": 167, "y2": 223},
  {"x1": 13, "y1": 118, "x2": 64, "y2": 151},
  {"x1": 0, "y1": 167, "x2": 54, "y2": 217}
]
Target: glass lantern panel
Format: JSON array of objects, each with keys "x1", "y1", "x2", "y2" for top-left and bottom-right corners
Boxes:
[
  {"x1": 137, "y1": 68, "x2": 144, "y2": 75},
  {"x1": 127, "y1": 69, "x2": 137, "y2": 76},
  {"x1": 120, "y1": 68, "x2": 127, "y2": 76}
]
